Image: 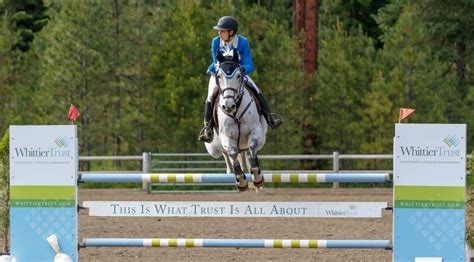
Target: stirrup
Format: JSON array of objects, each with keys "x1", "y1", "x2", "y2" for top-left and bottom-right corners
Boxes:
[
  {"x1": 268, "y1": 113, "x2": 283, "y2": 129},
  {"x1": 198, "y1": 126, "x2": 213, "y2": 142}
]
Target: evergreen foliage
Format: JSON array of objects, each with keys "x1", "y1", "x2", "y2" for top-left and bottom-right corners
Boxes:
[
  {"x1": 314, "y1": 19, "x2": 377, "y2": 154},
  {"x1": 2, "y1": 0, "x2": 48, "y2": 52},
  {"x1": 415, "y1": 0, "x2": 474, "y2": 145},
  {"x1": 319, "y1": 0, "x2": 390, "y2": 48},
  {"x1": 0, "y1": 130, "x2": 9, "y2": 253},
  {"x1": 0, "y1": 1, "x2": 472, "y2": 160}
]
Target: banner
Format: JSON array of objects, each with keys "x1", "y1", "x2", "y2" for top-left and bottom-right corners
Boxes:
[
  {"x1": 393, "y1": 124, "x2": 466, "y2": 261},
  {"x1": 10, "y1": 126, "x2": 78, "y2": 262},
  {"x1": 83, "y1": 201, "x2": 388, "y2": 218}
]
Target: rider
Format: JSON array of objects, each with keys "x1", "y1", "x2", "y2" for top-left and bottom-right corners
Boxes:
[{"x1": 198, "y1": 16, "x2": 283, "y2": 142}]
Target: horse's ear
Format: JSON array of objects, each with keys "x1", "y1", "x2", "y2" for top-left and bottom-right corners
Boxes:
[
  {"x1": 217, "y1": 51, "x2": 224, "y2": 63},
  {"x1": 232, "y1": 49, "x2": 239, "y2": 63}
]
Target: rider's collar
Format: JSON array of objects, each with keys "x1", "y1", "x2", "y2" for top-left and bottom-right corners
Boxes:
[{"x1": 220, "y1": 35, "x2": 238, "y2": 49}]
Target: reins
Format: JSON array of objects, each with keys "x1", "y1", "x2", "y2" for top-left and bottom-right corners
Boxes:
[{"x1": 216, "y1": 62, "x2": 254, "y2": 151}]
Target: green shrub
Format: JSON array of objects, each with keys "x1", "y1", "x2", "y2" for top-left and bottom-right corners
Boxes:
[
  {"x1": 468, "y1": 150, "x2": 474, "y2": 248},
  {"x1": 0, "y1": 130, "x2": 9, "y2": 253}
]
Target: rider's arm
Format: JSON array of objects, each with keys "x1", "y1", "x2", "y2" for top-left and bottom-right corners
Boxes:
[
  {"x1": 207, "y1": 37, "x2": 220, "y2": 74},
  {"x1": 239, "y1": 36, "x2": 255, "y2": 75}
]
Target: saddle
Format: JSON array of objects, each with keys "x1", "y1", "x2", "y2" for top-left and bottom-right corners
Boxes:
[{"x1": 210, "y1": 83, "x2": 262, "y2": 134}]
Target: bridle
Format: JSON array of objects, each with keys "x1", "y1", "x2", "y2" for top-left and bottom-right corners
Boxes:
[
  {"x1": 216, "y1": 61, "x2": 244, "y2": 106},
  {"x1": 214, "y1": 60, "x2": 255, "y2": 149}
]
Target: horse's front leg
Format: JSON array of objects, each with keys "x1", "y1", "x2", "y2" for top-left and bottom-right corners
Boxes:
[
  {"x1": 222, "y1": 152, "x2": 233, "y2": 174},
  {"x1": 248, "y1": 131, "x2": 264, "y2": 190},
  {"x1": 221, "y1": 135, "x2": 248, "y2": 192}
]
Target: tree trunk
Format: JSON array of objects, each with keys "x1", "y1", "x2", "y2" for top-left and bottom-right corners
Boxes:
[
  {"x1": 294, "y1": 0, "x2": 320, "y2": 167},
  {"x1": 304, "y1": 0, "x2": 318, "y2": 74},
  {"x1": 294, "y1": 0, "x2": 305, "y2": 42},
  {"x1": 112, "y1": 0, "x2": 122, "y2": 162},
  {"x1": 455, "y1": 41, "x2": 466, "y2": 96},
  {"x1": 80, "y1": 35, "x2": 90, "y2": 171},
  {"x1": 293, "y1": 0, "x2": 318, "y2": 76},
  {"x1": 135, "y1": 1, "x2": 146, "y2": 153}
]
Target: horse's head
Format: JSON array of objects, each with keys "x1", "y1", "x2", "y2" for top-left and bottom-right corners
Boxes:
[{"x1": 216, "y1": 49, "x2": 243, "y2": 115}]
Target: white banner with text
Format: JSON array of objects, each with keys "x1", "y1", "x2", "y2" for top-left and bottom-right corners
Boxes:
[{"x1": 83, "y1": 201, "x2": 388, "y2": 218}]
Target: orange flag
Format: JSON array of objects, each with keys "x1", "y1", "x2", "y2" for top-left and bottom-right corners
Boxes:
[
  {"x1": 399, "y1": 108, "x2": 415, "y2": 122},
  {"x1": 68, "y1": 104, "x2": 81, "y2": 121}
]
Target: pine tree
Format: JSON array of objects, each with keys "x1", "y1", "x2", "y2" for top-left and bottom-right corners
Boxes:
[
  {"x1": 33, "y1": 1, "x2": 117, "y2": 156},
  {"x1": 116, "y1": 0, "x2": 158, "y2": 154},
  {"x1": 233, "y1": 3, "x2": 304, "y2": 168},
  {"x1": 30, "y1": 1, "x2": 161, "y2": 158},
  {"x1": 313, "y1": 19, "x2": 376, "y2": 158},
  {"x1": 0, "y1": 12, "x2": 19, "y2": 133},
  {"x1": 149, "y1": 0, "x2": 213, "y2": 152},
  {"x1": 376, "y1": 3, "x2": 455, "y2": 124},
  {"x1": 2, "y1": 0, "x2": 48, "y2": 52},
  {"x1": 319, "y1": 0, "x2": 390, "y2": 48},
  {"x1": 415, "y1": 0, "x2": 474, "y2": 147}
]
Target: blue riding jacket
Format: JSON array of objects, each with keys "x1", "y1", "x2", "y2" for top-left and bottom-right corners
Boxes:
[{"x1": 207, "y1": 35, "x2": 255, "y2": 76}]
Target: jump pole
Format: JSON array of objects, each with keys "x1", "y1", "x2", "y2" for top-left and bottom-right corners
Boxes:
[
  {"x1": 82, "y1": 238, "x2": 391, "y2": 249},
  {"x1": 79, "y1": 172, "x2": 390, "y2": 183}
]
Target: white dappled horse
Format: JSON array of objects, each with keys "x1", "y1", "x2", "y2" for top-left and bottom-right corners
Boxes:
[{"x1": 204, "y1": 49, "x2": 267, "y2": 191}]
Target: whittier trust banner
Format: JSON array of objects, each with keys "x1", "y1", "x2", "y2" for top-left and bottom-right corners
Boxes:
[
  {"x1": 10, "y1": 125, "x2": 77, "y2": 262},
  {"x1": 393, "y1": 123, "x2": 466, "y2": 262},
  {"x1": 83, "y1": 201, "x2": 388, "y2": 218}
]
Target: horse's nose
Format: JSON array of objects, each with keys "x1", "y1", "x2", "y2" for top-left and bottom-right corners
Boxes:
[{"x1": 222, "y1": 102, "x2": 236, "y2": 112}]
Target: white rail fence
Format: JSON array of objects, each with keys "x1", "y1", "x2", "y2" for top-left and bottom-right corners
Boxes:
[{"x1": 78, "y1": 152, "x2": 472, "y2": 192}]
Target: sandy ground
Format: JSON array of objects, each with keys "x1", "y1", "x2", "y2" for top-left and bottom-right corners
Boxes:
[{"x1": 79, "y1": 188, "x2": 393, "y2": 262}]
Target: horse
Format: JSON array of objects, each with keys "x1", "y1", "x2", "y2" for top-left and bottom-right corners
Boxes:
[{"x1": 204, "y1": 49, "x2": 267, "y2": 192}]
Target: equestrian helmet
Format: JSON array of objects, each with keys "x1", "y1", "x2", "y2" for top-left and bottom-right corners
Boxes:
[{"x1": 213, "y1": 16, "x2": 238, "y2": 33}]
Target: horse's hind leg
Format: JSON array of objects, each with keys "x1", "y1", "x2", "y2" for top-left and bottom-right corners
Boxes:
[
  {"x1": 229, "y1": 150, "x2": 248, "y2": 192},
  {"x1": 248, "y1": 139, "x2": 264, "y2": 190}
]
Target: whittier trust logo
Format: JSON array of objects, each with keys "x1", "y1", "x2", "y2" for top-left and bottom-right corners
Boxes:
[
  {"x1": 443, "y1": 135, "x2": 461, "y2": 147},
  {"x1": 399, "y1": 135, "x2": 462, "y2": 158},
  {"x1": 54, "y1": 137, "x2": 70, "y2": 148},
  {"x1": 13, "y1": 137, "x2": 71, "y2": 158}
]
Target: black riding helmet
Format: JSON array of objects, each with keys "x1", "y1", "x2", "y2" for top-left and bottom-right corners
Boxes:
[{"x1": 213, "y1": 16, "x2": 238, "y2": 33}]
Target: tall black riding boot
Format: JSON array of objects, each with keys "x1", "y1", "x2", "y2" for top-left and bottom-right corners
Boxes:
[
  {"x1": 198, "y1": 101, "x2": 213, "y2": 142},
  {"x1": 256, "y1": 93, "x2": 283, "y2": 129}
]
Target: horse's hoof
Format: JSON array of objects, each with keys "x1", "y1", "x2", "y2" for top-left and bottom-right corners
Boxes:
[
  {"x1": 236, "y1": 182, "x2": 249, "y2": 192},
  {"x1": 235, "y1": 175, "x2": 248, "y2": 192},
  {"x1": 251, "y1": 167, "x2": 264, "y2": 189},
  {"x1": 252, "y1": 175, "x2": 264, "y2": 188}
]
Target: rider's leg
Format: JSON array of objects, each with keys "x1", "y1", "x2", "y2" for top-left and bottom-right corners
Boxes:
[
  {"x1": 198, "y1": 75, "x2": 218, "y2": 142},
  {"x1": 245, "y1": 76, "x2": 282, "y2": 129}
]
